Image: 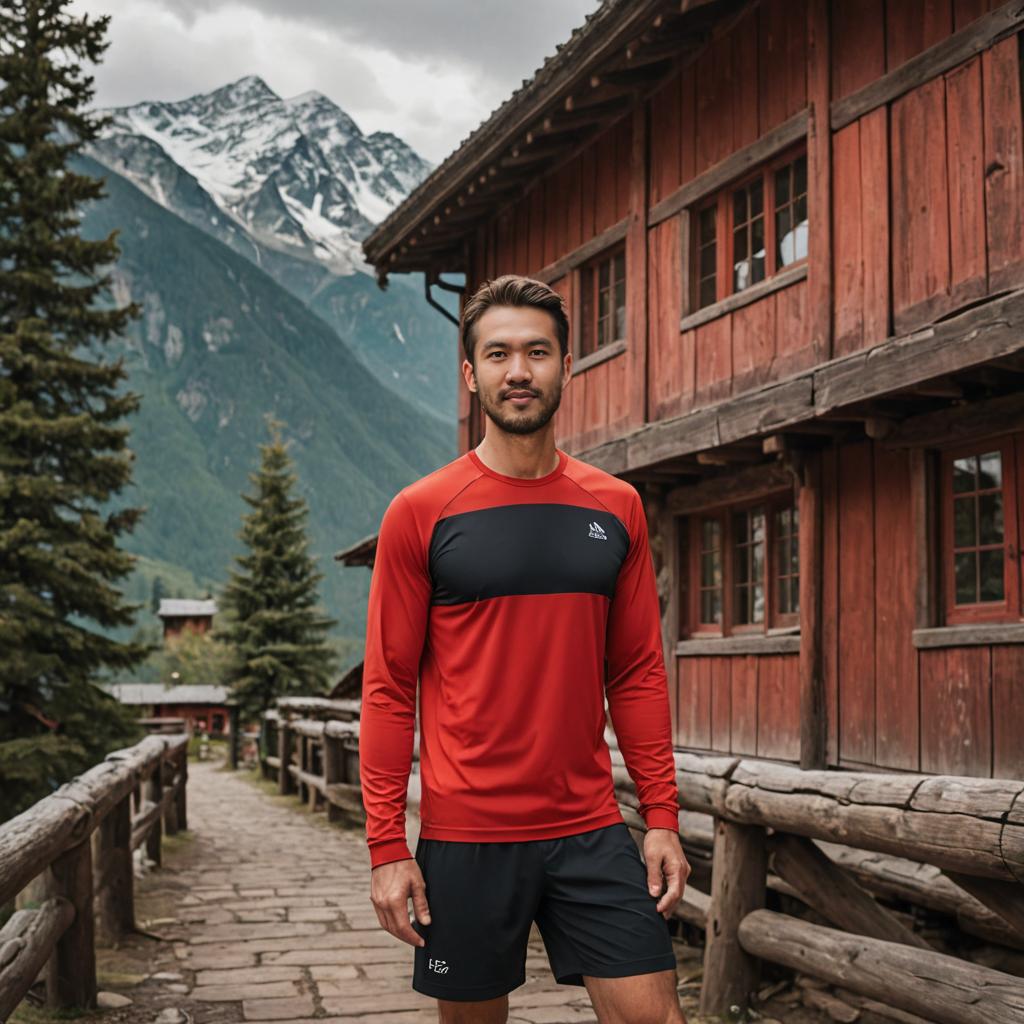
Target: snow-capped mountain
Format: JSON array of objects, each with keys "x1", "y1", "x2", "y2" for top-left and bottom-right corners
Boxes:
[{"x1": 86, "y1": 74, "x2": 432, "y2": 274}]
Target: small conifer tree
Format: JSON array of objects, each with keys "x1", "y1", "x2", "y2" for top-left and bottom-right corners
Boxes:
[{"x1": 219, "y1": 417, "x2": 337, "y2": 718}]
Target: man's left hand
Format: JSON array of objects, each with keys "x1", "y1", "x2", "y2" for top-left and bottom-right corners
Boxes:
[{"x1": 643, "y1": 827, "x2": 691, "y2": 919}]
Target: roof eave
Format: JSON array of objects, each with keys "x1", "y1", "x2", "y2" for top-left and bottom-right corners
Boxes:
[{"x1": 363, "y1": 0, "x2": 731, "y2": 281}]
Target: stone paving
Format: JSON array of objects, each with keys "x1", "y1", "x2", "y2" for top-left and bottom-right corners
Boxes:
[
  {"x1": 16, "y1": 755, "x2": 835, "y2": 1024},
  {"x1": 40, "y1": 756, "x2": 709, "y2": 1024}
]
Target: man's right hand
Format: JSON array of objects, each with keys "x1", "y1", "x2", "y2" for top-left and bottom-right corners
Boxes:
[{"x1": 369, "y1": 858, "x2": 431, "y2": 947}]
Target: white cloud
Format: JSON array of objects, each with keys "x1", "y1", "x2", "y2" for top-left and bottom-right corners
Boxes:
[{"x1": 68, "y1": 0, "x2": 600, "y2": 163}]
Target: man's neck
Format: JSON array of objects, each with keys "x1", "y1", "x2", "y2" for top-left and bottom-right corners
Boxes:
[{"x1": 474, "y1": 433, "x2": 559, "y2": 479}]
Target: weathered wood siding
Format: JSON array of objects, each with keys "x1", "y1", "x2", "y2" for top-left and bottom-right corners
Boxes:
[
  {"x1": 674, "y1": 654, "x2": 801, "y2": 761},
  {"x1": 463, "y1": 0, "x2": 1024, "y2": 455},
  {"x1": 818, "y1": 438, "x2": 1024, "y2": 778}
]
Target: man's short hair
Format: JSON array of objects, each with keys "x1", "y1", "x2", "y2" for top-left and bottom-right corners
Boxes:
[{"x1": 460, "y1": 274, "x2": 570, "y2": 365}]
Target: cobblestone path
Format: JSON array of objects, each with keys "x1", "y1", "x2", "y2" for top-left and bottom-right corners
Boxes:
[{"x1": 38, "y1": 757, "x2": 710, "y2": 1024}]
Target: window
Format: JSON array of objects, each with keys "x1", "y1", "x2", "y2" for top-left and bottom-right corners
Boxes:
[
  {"x1": 579, "y1": 244, "x2": 626, "y2": 358},
  {"x1": 940, "y1": 440, "x2": 1020, "y2": 624},
  {"x1": 680, "y1": 491, "x2": 799, "y2": 637},
  {"x1": 692, "y1": 147, "x2": 808, "y2": 311}
]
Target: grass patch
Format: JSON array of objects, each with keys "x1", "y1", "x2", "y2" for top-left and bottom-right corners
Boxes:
[{"x1": 9, "y1": 1005, "x2": 89, "y2": 1023}]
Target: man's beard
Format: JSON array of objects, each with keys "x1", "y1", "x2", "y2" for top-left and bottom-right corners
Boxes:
[{"x1": 476, "y1": 377, "x2": 563, "y2": 435}]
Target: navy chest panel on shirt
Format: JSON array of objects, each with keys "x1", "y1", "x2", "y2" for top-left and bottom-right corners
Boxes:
[{"x1": 428, "y1": 502, "x2": 630, "y2": 605}]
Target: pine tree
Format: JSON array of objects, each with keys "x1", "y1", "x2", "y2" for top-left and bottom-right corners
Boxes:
[
  {"x1": 0, "y1": 0, "x2": 149, "y2": 821},
  {"x1": 151, "y1": 574, "x2": 166, "y2": 615},
  {"x1": 219, "y1": 417, "x2": 338, "y2": 719}
]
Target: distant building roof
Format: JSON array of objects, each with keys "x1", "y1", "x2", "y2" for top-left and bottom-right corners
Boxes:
[
  {"x1": 158, "y1": 598, "x2": 218, "y2": 618},
  {"x1": 329, "y1": 660, "x2": 363, "y2": 700},
  {"x1": 103, "y1": 683, "x2": 230, "y2": 705},
  {"x1": 334, "y1": 531, "x2": 378, "y2": 567}
]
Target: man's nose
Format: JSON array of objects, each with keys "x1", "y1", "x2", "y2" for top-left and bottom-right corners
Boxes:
[{"x1": 505, "y1": 353, "x2": 532, "y2": 379}]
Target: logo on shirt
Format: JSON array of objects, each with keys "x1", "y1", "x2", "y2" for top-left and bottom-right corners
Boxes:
[
  {"x1": 588, "y1": 520, "x2": 607, "y2": 541},
  {"x1": 428, "y1": 958, "x2": 450, "y2": 974}
]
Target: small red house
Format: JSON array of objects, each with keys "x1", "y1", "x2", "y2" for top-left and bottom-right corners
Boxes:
[{"x1": 364, "y1": 0, "x2": 1024, "y2": 782}]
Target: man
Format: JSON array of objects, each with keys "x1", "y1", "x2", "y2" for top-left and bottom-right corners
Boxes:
[{"x1": 361, "y1": 275, "x2": 690, "y2": 1024}]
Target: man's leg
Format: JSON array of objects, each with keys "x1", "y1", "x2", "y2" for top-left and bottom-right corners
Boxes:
[
  {"x1": 436, "y1": 993, "x2": 509, "y2": 1023},
  {"x1": 582, "y1": 969, "x2": 686, "y2": 1024}
]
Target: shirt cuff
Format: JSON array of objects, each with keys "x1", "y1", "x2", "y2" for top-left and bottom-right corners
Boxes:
[
  {"x1": 369, "y1": 837, "x2": 414, "y2": 869},
  {"x1": 643, "y1": 807, "x2": 680, "y2": 832}
]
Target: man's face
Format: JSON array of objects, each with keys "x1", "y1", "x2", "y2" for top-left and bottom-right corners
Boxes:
[{"x1": 462, "y1": 304, "x2": 571, "y2": 436}]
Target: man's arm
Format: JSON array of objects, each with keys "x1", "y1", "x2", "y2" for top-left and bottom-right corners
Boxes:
[
  {"x1": 604, "y1": 487, "x2": 680, "y2": 832},
  {"x1": 358, "y1": 490, "x2": 431, "y2": 869}
]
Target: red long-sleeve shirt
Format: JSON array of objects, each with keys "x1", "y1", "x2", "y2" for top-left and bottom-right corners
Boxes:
[{"x1": 358, "y1": 445, "x2": 679, "y2": 869}]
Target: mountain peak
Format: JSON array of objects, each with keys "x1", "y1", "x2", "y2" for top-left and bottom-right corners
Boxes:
[
  {"x1": 211, "y1": 74, "x2": 279, "y2": 105},
  {"x1": 284, "y1": 89, "x2": 327, "y2": 107},
  {"x1": 90, "y1": 73, "x2": 433, "y2": 272}
]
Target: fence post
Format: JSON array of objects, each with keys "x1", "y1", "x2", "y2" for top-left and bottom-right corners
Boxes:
[
  {"x1": 94, "y1": 792, "x2": 134, "y2": 943},
  {"x1": 278, "y1": 720, "x2": 295, "y2": 795},
  {"x1": 699, "y1": 819, "x2": 767, "y2": 1019},
  {"x1": 323, "y1": 728, "x2": 344, "y2": 824},
  {"x1": 228, "y1": 704, "x2": 240, "y2": 770},
  {"x1": 163, "y1": 749, "x2": 179, "y2": 837},
  {"x1": 145, "y1": 755, "x2": 164, "y2": 866},
  {"x1": 298, "y1": 735, "x2": 309, "y2": 805},
  {"x1": 175, "y1": 743, "x2": 188, "y2": 832},
  {"x1": 44, "y1": 838, "x2": 96, "y2": 1010}
]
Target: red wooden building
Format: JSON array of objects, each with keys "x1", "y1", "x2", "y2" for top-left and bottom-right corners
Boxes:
[{"x1": 363, "y1": 0, "x2": 1024, "y2": 783}]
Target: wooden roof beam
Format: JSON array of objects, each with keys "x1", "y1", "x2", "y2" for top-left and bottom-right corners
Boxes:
[
  {"x1": 623, "y1": 28, "x2": 709, "y2": 67},
  {"x1": 500, "y1": 138, "x2": 575, "y2": 168},
  {"x1": 591, "y1": 59, "x2": 676, "y2": 90},
  {"x1": 530, "y1": 97, "x2": 632, "y2": 139}
]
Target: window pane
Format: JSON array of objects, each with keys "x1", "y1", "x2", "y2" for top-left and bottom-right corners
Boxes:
[
  {"x1": 979, "y1": 549, "x2": 1005, "y2": 601},
  {"x1": 699, "y1": 275, "x2": 717, "y2": 308},
  {"x1": 775, "y1": 167, "x2": 790, "y2": 207},
  {"x1": 775, "y1": 154, "x2": 809, "y2": 268},
  {"x1": 953, "y1": 495, "x2": 976, "y2": 548},
  {"x1": 699, "y1": 519, "x2": 723, "y2": 626},
  {"x1": 699, "y1": 205, "x2": 716, "y2": 244},
  {"x1": 979, "y1": 492, "x2": 1004, "y2": 546},
  {"x1": 750, "y1": 178, "x2": 763, "y2": 218},
  {"x1": 751, "y1": 215, "x2": 765, "y2": 283},
  {"x1": 733, "y1": 188, "x2": 747, "y2": 224},
  {"x1": 599, "y1": 260, "x2": 609, "y2": 290},
  {"x1": 953, "y1": 456, "x2": 976, "y2": 493},
  {"x1": 752, "y1": 510, "x2": 765, "y2": 559},
  {"x1": 700, "y1": 242, "x2": 716, "y2": 277},
  {"x1": 792, "y1": 201, "x2": 808, "y2": 262},
  {"x1": 614, "y1": 251, "x2": 625, "y2": 283},
  {"x1": 954, "y1": 551, "x2": 977, "y2": 604},
  {"x1": 776, "y1": 206, "x2": 792, "y2": 263},
  {"x1": 733, "y1": 507, "x2": 766, "y2": 625},
  {"x1": 736, "y1": 543, "x2": 750, "y2": 583},
  {"x1": 978, "y1": 451, "x2": 1002, "y2": 489},
  {"x1": 794, "y1": 154, "x2": 807, "y2": 196}
]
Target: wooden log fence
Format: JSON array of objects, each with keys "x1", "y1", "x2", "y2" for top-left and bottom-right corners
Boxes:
[
  {"x1": 260, "y1": 699, "x2": 1024, "y2": 1024},
  {"x1": 0, "y1": 733, "x2": 189, "y2": 1019}
]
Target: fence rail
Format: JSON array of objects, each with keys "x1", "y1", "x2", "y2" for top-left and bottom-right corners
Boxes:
[
  {"x1": 259, "y1": 698, "x2": 1024, "y2": 1023},
  {"x1": 0, "y1": 732, "x2": 189, "y2": 1018}
]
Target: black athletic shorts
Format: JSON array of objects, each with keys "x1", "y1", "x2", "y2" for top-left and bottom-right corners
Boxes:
[{"x1": 409, "y1": 821, "x2": 677, "y2": 1002}]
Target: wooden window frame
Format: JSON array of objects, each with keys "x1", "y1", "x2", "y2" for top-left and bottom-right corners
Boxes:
[
  {"x1": 680, "y1": 490, "x2": 799, "y2": 639},
  {"x1": 576, "y1": 242, "x2": 627, "y2": 360},
  {"x1": 939, "y1": 437, "x2": 1021, "y2": 626},
  {"x1": 690, "y1": 143, "x2": 808, "y2": 312}
]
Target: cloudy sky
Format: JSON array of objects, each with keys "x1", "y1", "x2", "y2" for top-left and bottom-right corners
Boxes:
[{"x1": 68, "y1": 0, "x2": 602, "y2": 164}]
